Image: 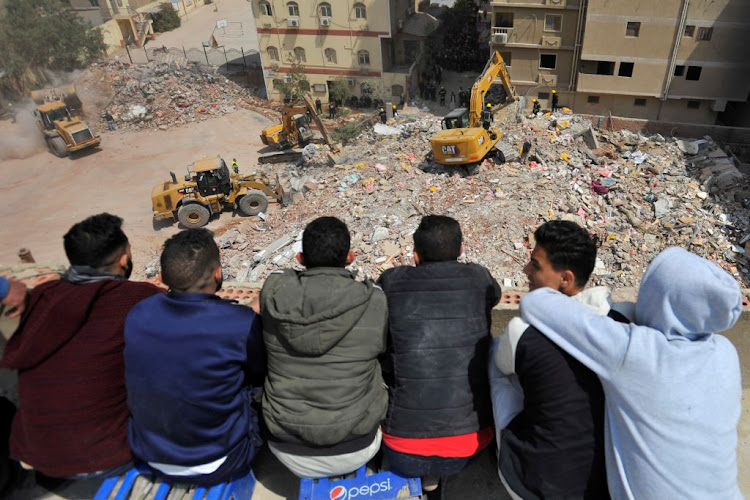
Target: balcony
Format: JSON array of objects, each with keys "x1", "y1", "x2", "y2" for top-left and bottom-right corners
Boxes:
[{"x1": 492, "y1": 27, "x2": 514, "y2": 44}]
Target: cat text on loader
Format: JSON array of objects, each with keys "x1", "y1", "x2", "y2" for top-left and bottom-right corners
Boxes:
[
  {"x1": 151, "y1": 157, "x2": 287, "y2": 229},
  {"x1": 30, "y1": 85, "x2": 101, "y2": 157},
  {"x1": 430, "y1": 51, "x2": 518, "y2": 167},
  {"x1": 259, "y1": 94, "x2": 341, "y2": 165}
]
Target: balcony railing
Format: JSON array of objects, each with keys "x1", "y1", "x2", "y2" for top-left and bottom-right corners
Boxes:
[{"x1": 492, "y1": 27, "x2": 514, "y2": 44}]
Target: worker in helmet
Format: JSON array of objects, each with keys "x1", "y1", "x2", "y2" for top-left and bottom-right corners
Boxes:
[
  {"x1": 551, "y1": 89, "x2": 559, "y2": 112},
  {"x1": 482, "y1": 102, "x2": 492, "y2": 130},
  {"x1": 379, "y1": 107, "x2": 387, "y2": 124},
  {"x1": 532, "y1": 98, "x2": 541, "y2": 116},
  {"x1": 231, "y1": 158, "x2": 239, "y2": 174}
]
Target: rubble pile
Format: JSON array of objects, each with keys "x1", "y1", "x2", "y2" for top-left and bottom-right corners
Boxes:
[
  {"x1": 83, "y1": 60, "x2": 281, "y2": 131},
  {"x1": 140, "y1": 108, "x2": 750, "y2": 289}
]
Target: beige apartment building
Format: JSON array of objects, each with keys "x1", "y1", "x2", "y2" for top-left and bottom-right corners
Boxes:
[
  {"x1": 253, "y1": 0, "x2": 438, "y2": 102},
  {"x1": 490, "y1": 0, "x2": 750, "y2": 124}
]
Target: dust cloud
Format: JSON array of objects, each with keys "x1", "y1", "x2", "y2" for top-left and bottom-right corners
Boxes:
[{"x1": 0, "y1": 103, "x2": 45, "y2": 161}]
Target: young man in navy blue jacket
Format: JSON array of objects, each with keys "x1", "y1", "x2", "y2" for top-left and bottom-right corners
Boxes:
[{"x1": 124, "y1": 228, "x2": 266, "y2": 485}]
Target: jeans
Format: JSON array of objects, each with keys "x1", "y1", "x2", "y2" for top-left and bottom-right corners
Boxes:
[{"x1": 383, "y1": 446, "x2": 472, "y2": 478}]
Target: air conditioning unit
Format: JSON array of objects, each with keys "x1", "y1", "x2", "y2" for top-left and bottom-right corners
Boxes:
[
  {"x1": 494, "y1": 33, "x2": 508, "y2": 44},
  {"x1": 284, "y1": 76, "x2": 292, "y2": 83},
  {"x1": 320, "y1": 16, "x2": 330, "y2": 26},
  {"x1": 347, "y1": 78, "x2": 355, "y2": 87},
  {"x1": 287, "y1": 18, "x2": 299, "y2": 27}
]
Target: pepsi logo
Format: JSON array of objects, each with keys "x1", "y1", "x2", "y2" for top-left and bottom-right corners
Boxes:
[{"x1": 330, "y1": 485, "x2": 347, "y2": 500}]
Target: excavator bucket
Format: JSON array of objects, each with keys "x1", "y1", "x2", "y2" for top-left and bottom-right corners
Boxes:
[{"x1": 30, "y1": 85, "x2": 82, "y2": 114}]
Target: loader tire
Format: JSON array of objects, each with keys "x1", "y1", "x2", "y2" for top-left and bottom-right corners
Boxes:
[
  {"x1": 48, "y1": 136, "x2": 69, "y2": 158},
  {"x1": 177, "y1": 204, "x2": 210, "y2": 228},
  {"x1": 238, "y1": 190, "x2": 268, "y2": 216}
]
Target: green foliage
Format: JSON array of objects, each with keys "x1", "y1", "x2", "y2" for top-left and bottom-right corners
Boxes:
[
  {"x1": 151, "y1": 3, "x2": 181, "y2": 33},
  {"x1": 327, "y1": 78, "x2": 351, "y2": 104},
  {"x1": 0, "y1": 0, "x2": 105, "y2": 93},
  {"x1": 331, "y1": 119, "x2": 366, "y2": 145},
  {"x1": 275, "y1": 57, "x2": 311, "y2": 103},
  {"x1": 426, "y1": 0, "x2": 488, "y2": 72}
]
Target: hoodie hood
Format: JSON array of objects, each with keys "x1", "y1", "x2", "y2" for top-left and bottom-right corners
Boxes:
[
  {"x1": 261, "y1": 268, "x2": 377, "y2": 355},
  {"x1": 635, "y1": 247, "x2": 742, "y2": 340}
]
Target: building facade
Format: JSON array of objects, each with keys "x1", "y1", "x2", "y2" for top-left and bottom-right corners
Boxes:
[
  {"x1": 490, "y1": 0, "x2": 750, "y2": 124},
  {"x1": 253, "y1": 0, "x2": 436, "y2": 103}
]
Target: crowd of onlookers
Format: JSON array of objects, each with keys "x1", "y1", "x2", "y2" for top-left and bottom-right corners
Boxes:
[{"x1": 0, "y1": 211, "x2": 744, "y2": 499}]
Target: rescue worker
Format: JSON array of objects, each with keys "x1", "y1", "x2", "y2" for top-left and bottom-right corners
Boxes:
[
  {"x1": 482, "y1": 103, "x2": 492, "y2": 130},
  {"x1": 439, "y1": 87, "x2": 447, "y2": 107},
  {"x1": 520, "y1": 138, "x2": 532, "y2": 162},
  {"x1": 328, "y1": 101, "x2": 336, "y2": 119},
  {"x1": 552, "y1": 90, "x2": 559, "y2": 112},
  {"x1": 391, "y1": 104, "x2": 398, "y2": 118},
  {"x1": 104, "y1": 110, "x2": 115, "y2": 131},
  {"x1": 532, "y1": 98, "x2": 541, "y2": 116},
  {"x1": 231, "y1": 158, "x2": 239, "y2": 174},
  {"x1": 315, "y1": 98, "x2": 322, "y2": 115},
  {"x1": 379, "y1": 107, "x2": 387, "y2": 124}
]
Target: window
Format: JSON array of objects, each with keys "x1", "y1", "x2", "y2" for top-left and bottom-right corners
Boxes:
[
  {"x1": 674, "y1": 65, "x2": 685, "y2": 76},
  {"x1": 539, "y1": 54, "x2": 557, "y2": 69},
  {"x1": 544, "y1": 14, "x2": 562, "y2": 32},
  {"x1": 89, "y1": 0, "x2": 99, "y2": 6},
  {"x1": 392, "y1": 84, "x2": 404, "y2": 97},
  {"x1": 272, "y1": 78, "x2": 284, "y2": 89},
  {"x1": 266, "y1": 46, "x2": 279, "y2": 61},
  {"x1": 324, "y1": 48, "x2": 337, "y2": 64},
  {"x1": 684, "y1": 25, "x2": 695, "y2": 37},
  {"x1": 319, "y1": 2, "x2": 332, "y2": 17},
  {"x1": 626, "y1": 21, "x2": 640, "y2": 37},
  {"x1": 587, "y1": 95, "x2": 600, "y2": 104},
  {"x1": 696, "y1": 27, "x2": 713, "y2": 41},
  {"x1": 495, "y1": 12, "x2": 513, "y2": 28},
  {"x1": 354, "y1": 2, "x2": 366, "y2": 19},
  {"x1": 634, "y1": 98, "x2": 647, "y2": 107},
  {"x1": 580, "y1": 60, "x2": 614, "y2": 75},
  {"x1": 358, "y1": 50, "x2": 370, "y2": 65},
  {"x1": 500, "y1": 51, "x2": 512, "y2": 66},
  {"x1": 313, "y1": 84, "x2": 327, "y2": 92},
  {"x1": 687, "y1": 100, "x2": 701, "y2": 109},
  {"x1": 538, "y1": 92, "x2": 550, "y2": 100},
  {"x1": 287, "y1": 1, "x2": 299, "y2": 16},
  {"x1": 618, "y1": 62, "x2": 634, "y2": 77},
  {"x1": 259, "y1": 0, "x2": 271, "y2": 16},
  {"x1": 686, "y1": 65, "x2": 702, "y2": 81},
  {"x1": 294, "y1": 47, "x2": 306, "y2": 62}
]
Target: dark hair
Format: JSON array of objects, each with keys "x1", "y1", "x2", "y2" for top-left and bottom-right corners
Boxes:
[
  {"x1": 63, "y1": 213, "x2": 129, "y2": 268},
  {"x1": 534, "y1": 220, "x2": 598, "y2": 287},
  {"x1": 302, "y1": 217, "x2": 350, "y2": 268},
  {"x1": 413, "y1": 215, "x2": 462, "y2": 262},
  {"x1": 161, "y1": 228, "x2": 220, "y2": 291}
]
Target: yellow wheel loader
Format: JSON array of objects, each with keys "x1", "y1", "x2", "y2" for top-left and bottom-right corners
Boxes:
[
  {"x1": 151, "y1": 156, "x2": 288, "y2": 229},
  {"x1": 30, "y1": 85, "x2": 101, "y2": 158},
  {"x1": 430, "y1": 51, "x2": 518, "y2": 167}
]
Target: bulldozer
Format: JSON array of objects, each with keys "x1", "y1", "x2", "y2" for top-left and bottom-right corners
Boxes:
[
  {"x1": 30, "y1": 85, "x2": 101, "y2": 157},
  {"x1": 430, "y1": 51, "x2": 518, "y2": 167},
  {"x1": 151, "y1": 156, "x2": 287, "y2": 229},
  {"x1": 259, "y1": 94, "x2": 341, "y2": 165}
]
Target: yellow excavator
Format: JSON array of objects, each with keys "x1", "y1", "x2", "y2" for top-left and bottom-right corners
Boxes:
[
  {"x1": 30, "y1": 85, "x2": 101, "y2": 157},
  {"x1": 430, "y1": 51, "x2": 517, "y2": 166},
  {"x1": 259, "y1": 94, "x2": 341, "y2": 165}
]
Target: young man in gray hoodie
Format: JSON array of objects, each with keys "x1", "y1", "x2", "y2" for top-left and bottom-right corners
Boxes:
[
  {"x1": 260, "y1": 216, "x2": 388, "y2": 478},
  {"x1": 519, "y1": 247, "x2": 743, "y2": 499}
]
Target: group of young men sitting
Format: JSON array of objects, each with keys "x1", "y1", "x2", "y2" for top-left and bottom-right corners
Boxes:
[{"x1": 0, "y1": 211, "x2": 743, "y2": 499}]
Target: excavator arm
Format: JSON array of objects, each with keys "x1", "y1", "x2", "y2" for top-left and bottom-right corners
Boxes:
[
  {"x1": 302, "y1": 94, "x2": 340, "y2": 153},
  {"x1": 468, "y1": 51, "x2": 517, "y2": 127}
]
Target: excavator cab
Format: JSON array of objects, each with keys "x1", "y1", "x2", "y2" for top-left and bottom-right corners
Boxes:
[
  {"x1": 442, "y1": 108, "x2": 470, "y2": 130},
  {"x1": 292, "y1": 114, "x2": 314, "y2": 144}
]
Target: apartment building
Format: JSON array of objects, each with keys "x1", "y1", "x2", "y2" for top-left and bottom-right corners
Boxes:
[
  {"x1": 490, "y1": 0, "x2": 750, "y2": 124},
  {"x1": 253, "y1": 0, "x2": 437, "y2": 102}
]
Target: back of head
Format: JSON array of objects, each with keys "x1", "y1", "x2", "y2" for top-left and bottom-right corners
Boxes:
[
  {"x1": 534, "y1": 220, "x2": 597, "y2": 288},
  {"x1": 63, "y1": 213, "x2": 128, "y2": 269},
  {"x1": 636, "y1": 247, "x2": 742, "y2": 338},
  {"x1": 413, "y1": 215, "x2": 462, "y2": 263},
  {"x1": 161, "y1": 228, "x2": 220, "y2": 292},
  {"x1": 302, "y1": 217, "x2": 350, "y2": 268}
]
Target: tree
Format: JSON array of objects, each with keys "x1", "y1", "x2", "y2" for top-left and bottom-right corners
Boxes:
[
  {"x1": 327, "y1": 78, "x2": 351, "y2": 105},
  {"x1": 0, "y1": 0, "x2": 105, "y2": 94},
  {"x1": 426, "y1": 0, "x2": 488, "y2": 73},
  {"x1": 274, "y1": 57, "x2": 310, "y2": 102},
  {"x1": 151, "y1": 3, "x2": 181, "y2": 33}
]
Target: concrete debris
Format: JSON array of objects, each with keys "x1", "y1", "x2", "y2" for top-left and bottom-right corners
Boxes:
[
  {"x1": 373, "y1": 123, "x2": 406, "y2": 136},
  {"x1": 133, "y1": 105, "x2": 750, "y2": 288}
]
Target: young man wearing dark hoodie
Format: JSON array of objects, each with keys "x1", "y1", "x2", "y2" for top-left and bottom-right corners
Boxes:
[
  {"x1": 124, "y1": 228, "x2": 265, "y2": 485},
  {"x1": 377, "y1": 215, "x2": 501, "y2": 498},
  {"x1": 519, "y1": 247, "x2": 743, "y2": 499},
  {"x1": 1, "y1": 213, "x2": 162, "y2": 479},
  {"x1": 260, "y1": 216, "x2": 388, "y2": 478}
]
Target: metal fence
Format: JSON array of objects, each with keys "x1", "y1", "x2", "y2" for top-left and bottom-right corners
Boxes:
[{"x1": 121, "y1": 44, "x2": 261, "y2": 70}]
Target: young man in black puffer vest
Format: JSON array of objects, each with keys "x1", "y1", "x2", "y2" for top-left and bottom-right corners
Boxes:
[{"x1": 378, "y1": 215, "x2": 501, "y2": 499}]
